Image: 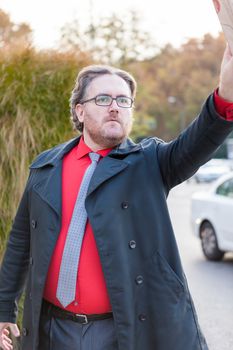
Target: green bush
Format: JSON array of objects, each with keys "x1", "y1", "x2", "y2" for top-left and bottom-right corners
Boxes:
[{"x1": 0, "y1": 49, "x2": 91, "y2": 254}]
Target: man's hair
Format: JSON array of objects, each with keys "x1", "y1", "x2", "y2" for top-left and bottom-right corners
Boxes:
[{"x1": 70, "y1": 65, "x2": 137, "y2": 132}]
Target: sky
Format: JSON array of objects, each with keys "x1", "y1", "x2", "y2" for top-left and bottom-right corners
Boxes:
[{"x1": 0, "y1": 0, "x2": 223, "y2": 50}]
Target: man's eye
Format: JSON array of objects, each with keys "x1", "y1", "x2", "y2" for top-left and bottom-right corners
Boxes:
[
  {"x1": 97, "y1": 96, "x2": 110, "y2": 104},
  {"x1": 118, "y1": 97, "x2": 131, "y2": 106},
  {"x1": 118, "y1": 97, "x2": 128, "y2": 104}
]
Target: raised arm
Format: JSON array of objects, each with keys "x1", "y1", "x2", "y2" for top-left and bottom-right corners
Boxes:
[
  {"x1": 219, "y1": 44, "x2": 233, "y2": 102},
  {"x1": 157, "y1": 45, "x2": 233, "y2": 191}
]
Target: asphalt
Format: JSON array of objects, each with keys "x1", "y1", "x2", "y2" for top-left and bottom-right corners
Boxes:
[{"x1": 168, "y1": 181, "x2": 233, "y2": 350}]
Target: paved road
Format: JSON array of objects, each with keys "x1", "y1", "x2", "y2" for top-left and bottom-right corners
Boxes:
[{"x1": 168, "y1": 181, "x2": 233, "y2": 350}]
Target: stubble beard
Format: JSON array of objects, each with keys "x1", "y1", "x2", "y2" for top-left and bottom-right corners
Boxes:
[{"x1": 84, "y1": 117, "x2": 133, "y2": 149}]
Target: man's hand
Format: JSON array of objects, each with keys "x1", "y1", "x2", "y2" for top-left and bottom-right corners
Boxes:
[
  {"x1": 0, "y1": 323, "x2": 20, "y2": 350},
  {"x1": 219, "y1": 44, "x2": 233, "y2": 102}
]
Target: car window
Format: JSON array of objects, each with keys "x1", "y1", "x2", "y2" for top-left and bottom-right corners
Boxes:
[{"x1": 216, "y1": 179, "x2": 233, "y2": 198}]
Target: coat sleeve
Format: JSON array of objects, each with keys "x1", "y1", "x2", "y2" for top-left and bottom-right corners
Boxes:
[
  {"x1": 156, "y1": 94, "x2": 233, "y2": 191},
  {"x1": 0, "y1": 171, "x2": 34, "y2": 323}
]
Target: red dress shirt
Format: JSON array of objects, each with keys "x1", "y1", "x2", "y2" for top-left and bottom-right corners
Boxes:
[
  {"x1": 43, "y1": 89, "x2": 233, "y2": 315},
  {"x1": 214, "y1": 89, "x2": 233, "y2": 120},
  {"x1": 43, "y1": 137, "x2": 113, "y2": 314}
]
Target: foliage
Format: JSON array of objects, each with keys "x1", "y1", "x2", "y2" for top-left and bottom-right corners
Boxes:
[
  {"x1": 0, "y1": 9, "x2": 32, "y2": 53},
  {"x1": 0, "y1": 48, "x2": 92, "y2": 254},
  {"x1": 126, "y1": 33, "x2": 226, "y2": 140},
  {"x1": 59, "y1": 10, "x2": 158, "y2": 65}
]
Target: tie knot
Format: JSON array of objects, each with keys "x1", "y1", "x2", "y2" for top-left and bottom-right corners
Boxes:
[{"x1": 89, "y1": 152, "x2": 100, "y2": 163}]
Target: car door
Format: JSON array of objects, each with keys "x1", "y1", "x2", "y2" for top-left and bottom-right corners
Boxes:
[{"x1": 214, "y1": 178, "x2": 233, "y2": 250}]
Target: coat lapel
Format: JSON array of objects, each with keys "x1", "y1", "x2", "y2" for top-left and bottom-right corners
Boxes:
[
  {"x1": 30, "y1": 137, "x2": 81, "y2": 217},
  {"x1": 87, "y1": 138, "x2": 141, "y2": 196},
  {"x1": 32, "y1": 162, "x2": 62, "y2": 217},
  {"x1": 87, "y1": 156, "x2": 129, "y2": 196},
  {"x1": 30, "y1": 136, "x2": 141, "y2": 216}
]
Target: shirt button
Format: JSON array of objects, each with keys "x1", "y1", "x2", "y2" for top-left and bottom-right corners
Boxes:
[
  {"x1": 121, "y1": 201, "x2": 129, "y2": 209},
  {"x1": 135, "y1": 275, "x2": 143, "y2": 285},
  {"x1": 139, "y1": 314, "x2": 146, "y2": 322},
  {"x1": 129, "y1": 240, "x2": 136, "y2": 249},
  {"x1": 74, "y1": 301, "x2": 78, "y2": 306}
]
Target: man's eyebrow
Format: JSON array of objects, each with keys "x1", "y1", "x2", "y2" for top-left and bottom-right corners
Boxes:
[{"x1": 99, "y1": 93, "x2": 131, "y2": 97}]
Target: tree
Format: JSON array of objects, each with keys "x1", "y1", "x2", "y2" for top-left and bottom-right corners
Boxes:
[
  {"x1": 0, "y1": 9, "x2": 32, "y2": 52},
  {"x1": 125, "y1": 33, "x2": 226, "y2": 140},
  {"x1": 59, "y1": 10, "x2": 157, "y2": 65}
]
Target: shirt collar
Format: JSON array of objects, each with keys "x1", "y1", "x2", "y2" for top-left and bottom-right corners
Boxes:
[{"x1": 76, "y1": 136, "x2": 113, "y2": 159}]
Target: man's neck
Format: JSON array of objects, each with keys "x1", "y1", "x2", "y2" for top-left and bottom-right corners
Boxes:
[{"x1": 82, "y1": 133, "x2": 123, "y2": 152}]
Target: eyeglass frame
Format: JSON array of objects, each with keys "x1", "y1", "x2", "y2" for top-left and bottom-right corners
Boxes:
[{"x1": 79, "y1": 94, "x2": 134, "y2": 108}]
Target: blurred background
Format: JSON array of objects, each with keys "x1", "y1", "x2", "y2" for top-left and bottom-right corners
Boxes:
[{"x1": 0, "y1": 1, "x2": 233, "y2": 349}]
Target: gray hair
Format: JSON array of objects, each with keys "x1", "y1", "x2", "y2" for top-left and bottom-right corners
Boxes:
[{"x1": 69, "y1": 65, "x2": 137, "y2": 132}]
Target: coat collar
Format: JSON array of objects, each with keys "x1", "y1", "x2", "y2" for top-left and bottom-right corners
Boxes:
[
  {"x1": 30, "y1": 135, "x2": 141, "y2": 169},
  {"x1": 29, "y1": 136, "x2": 142, "y2": 217},
  {"x1": 110, "y1": 137, "x2": 141, "y2": 155},
  {"x1": 29, "y1": 136, "x2": 81, "y2": 169}
]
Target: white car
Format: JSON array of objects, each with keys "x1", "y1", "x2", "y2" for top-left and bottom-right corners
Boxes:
[
  {"x1": 191, "y1": 172, "x2": 233, "y2": 260},
  {"x1": 192, "y1": 158, "x2": 233, "y2": 183}
]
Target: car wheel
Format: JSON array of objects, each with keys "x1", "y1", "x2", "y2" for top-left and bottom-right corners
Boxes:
[{"x1": 200, "y1": 221, "x2": 225, "y2": 261}]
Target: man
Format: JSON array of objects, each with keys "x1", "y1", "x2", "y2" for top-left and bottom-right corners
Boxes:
[{"x1": 1, "y1": 46, "x2": 233, "y2": 350}]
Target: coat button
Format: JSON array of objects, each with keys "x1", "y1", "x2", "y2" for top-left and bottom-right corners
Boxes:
[
  {"x1": 135, "y1": 275, "x2": 143, "y2": 285},
  {"x1": 31, "y1": 220, "x2": 37, "y2": 229},
  {"x1": 139, "y1": 314, "x2": 146, "y2": 322},
  {"x1": 121, "y1": 201, "x2": 129, "y2": 209},
  {"x1": 22, "y1": 327, "x2": 29, "y2": 336},
  {"x1": 29, "y1": 257, "x2": 33, "y2": 265},
  {"x1": 129, "y1": 240, "x2": 136, "y2": 249}
]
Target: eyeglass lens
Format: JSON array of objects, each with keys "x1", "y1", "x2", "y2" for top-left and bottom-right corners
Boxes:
[{"x1": 95, "y1": 95, "x2": 132, "y2": 107}]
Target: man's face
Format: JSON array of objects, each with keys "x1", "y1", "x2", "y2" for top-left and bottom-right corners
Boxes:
[{"x1": 75, "y1": 74, "x2": 134, "y2": 149}]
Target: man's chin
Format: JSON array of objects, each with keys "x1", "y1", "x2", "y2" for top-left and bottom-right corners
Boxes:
[
  {"x1": 98, "y1": 131, "x2": 126, "y2": 147},
  {"x1": 103, "y1": 126, "x2": 124, "y2": 139},
  {"x1": 103, "y1": 135, "x2": 123, "y2": 145}
]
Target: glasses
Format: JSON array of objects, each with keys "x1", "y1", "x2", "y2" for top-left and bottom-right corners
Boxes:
[{"x1": 80, "y1": 94, "x2": 134, "y2": 108}]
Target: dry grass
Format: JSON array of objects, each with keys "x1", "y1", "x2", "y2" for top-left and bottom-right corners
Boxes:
[
  {"x1": 0, "y1": 49, "x2": 90, "y2": 255},
  {"x1": 0, "y1": 107, "x2": 37, "y2": 252}
]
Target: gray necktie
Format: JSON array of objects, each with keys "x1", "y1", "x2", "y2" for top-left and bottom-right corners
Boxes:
[{"x1": 56, "y1": 152, "x2": 100, "y2": 308}]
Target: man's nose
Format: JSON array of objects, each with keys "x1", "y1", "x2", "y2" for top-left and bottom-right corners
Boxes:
[{"x1": 108, "y1": 99, "x2": 120, "y2": 112}]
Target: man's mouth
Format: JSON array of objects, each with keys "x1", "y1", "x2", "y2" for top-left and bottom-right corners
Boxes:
[{"x1": 106, "y1": 119, "x2": 120, "y2": 123}]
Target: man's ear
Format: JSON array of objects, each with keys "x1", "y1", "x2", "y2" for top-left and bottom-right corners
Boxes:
[{"x1": 75, "y1": 104, "x2": 85, "y2": 123}]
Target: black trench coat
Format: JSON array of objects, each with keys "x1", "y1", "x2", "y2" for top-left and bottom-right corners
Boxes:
[{"x1": 0, "y1": 95, "x2": 233, "y2": 350}]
